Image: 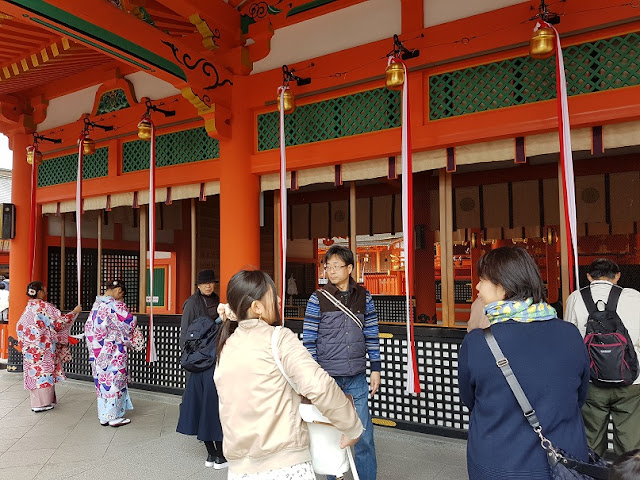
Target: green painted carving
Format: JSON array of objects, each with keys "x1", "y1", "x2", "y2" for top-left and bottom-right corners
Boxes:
[
  {"x1": 122, "y1": 127, "x2": 219, "y2": 173},
  {"x1": 96, "y1": 89, "x2": 131, "y2": 114},
  {"x1": 257, "y1": 87, "x2": 401, "y2": 151},
  {"x1": 37, "y1": 147, "x2": 109, "y2": 187},
  {"x1": 429, "y1": 32, "x2": 640, "y2": 120}
]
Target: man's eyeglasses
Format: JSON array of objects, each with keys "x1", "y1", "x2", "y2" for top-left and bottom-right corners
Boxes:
[{"x1": 325, "y1": 264, "x2": 348, "y2": 272}]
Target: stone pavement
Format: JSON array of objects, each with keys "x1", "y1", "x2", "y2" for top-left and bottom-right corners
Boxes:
[{"x1": 0, "y1": 370, "x2": 468, "y2": 480}]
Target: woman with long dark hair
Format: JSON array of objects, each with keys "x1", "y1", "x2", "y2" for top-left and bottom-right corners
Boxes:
[
  {"x1": 458, "y1": 246, "x2": 590, "y2": 479},
  {"x1": 214, "y1": 269, "x2": 362, "y2": 479},
  {"x1": 17, "y1": 281, "x2": 81, "y2": 412}
]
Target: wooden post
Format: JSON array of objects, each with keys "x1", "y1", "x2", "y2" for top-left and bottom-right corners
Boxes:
[
  {"x1": 558, "y1": 162, "x2": 570, "y2": 306},
  {"x1": 439, "y1": 170, "x2": 455, "y2": 327},
  {"x1": 191, "y1": 198, "x2": 196, "y2": 294},
  {"x1": 274, "y1": 190, "x2": 282, "y2": 297},
  {"x1": 97, "y1": 210, "x2": 102, "y2": 295},
  {"x1": 60, "y1": 213, "x2": 66, "y2": 310},
  {"x1": 139, "y1": 205, "x2": 147, "y2": 313},
  {"x1": 349, "y1": 182, "x2": 358, "y2": 281}
]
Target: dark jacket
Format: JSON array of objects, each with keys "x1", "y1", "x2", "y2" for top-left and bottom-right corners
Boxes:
[
  {"x1": 312, "y1": 280, "x2": 368, "y2": 376},
  {"x1": 180, "y1": 290, "x2": 220, "y2": 349},
  {"x1": 458, "y1": 319, "x2": 590, "y2": 479}
]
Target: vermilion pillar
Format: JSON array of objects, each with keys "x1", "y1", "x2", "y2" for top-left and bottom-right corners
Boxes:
[
  {"x1": 218, "y1": 75, "x2": 260, "y2": 298},
  {"x1": 7, "y1": 132, "x2": 33, "y2": 357}
]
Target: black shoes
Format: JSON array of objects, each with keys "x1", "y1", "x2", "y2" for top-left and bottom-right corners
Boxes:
[{"x1": 205, "y1": 454, "x2": 228, "y2": 469}]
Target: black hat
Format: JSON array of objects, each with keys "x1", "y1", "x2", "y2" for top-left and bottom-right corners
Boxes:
[{"x1": 197, "y1": 269, "x2": 216, "y2": 285}]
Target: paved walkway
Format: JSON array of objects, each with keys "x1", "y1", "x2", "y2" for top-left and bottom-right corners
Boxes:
[{"x1": 0, "y1": 370, "x2": 468, "y2": 479}]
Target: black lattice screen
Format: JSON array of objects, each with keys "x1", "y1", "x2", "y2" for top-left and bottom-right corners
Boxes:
[
  {"x1": 48, "y1": 247, "x2": 139, "y2": 311},
  {"x1": 372, "y1": 296, "x2": 416, "y2": 324},
  {"x1": 100, "y1": 250, "x2": 140, "y2": 309}
]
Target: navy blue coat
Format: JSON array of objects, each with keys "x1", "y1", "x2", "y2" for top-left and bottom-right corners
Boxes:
[
  {"x1": 176, "y1": 366, "x2": 223, "y2": 442},
  {"x1": 458, "y1": 319, "x2": 590, "y2": 479}
]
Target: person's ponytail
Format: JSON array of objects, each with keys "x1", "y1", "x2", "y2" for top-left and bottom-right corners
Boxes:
[{"x1": 216, "y1": 319, "x2": 238, "y2": 364}]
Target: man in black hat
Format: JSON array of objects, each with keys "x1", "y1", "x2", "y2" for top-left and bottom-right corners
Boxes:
[{"x1": 180, "y1": 269, "x2": 220, "y2": 349}]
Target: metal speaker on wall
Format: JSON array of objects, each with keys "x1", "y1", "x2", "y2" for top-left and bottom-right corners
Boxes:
[
  {"x1": 385, "y1": 62, "x2": 404, "y2": 90},
  {"x1": 0, "y1": 203, "x2": 16, "y2": 239},
  {"x1": 530, "y1": 27, "x2": 555, "y2": 59}
]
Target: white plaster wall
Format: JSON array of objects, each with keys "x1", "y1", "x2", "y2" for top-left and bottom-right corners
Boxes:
[
  {"x1": 37, "y1": 85, "x2": 101, "y2": 132},
  {"x1": 424, "y1": 0, "x2": 525, "y2": 27},
  {"x1": 124, "y1": 71, "x2": 180, "y2": 101},
  {"x1": 252, "y1": 0, "x2": 401, "y2": 74}
]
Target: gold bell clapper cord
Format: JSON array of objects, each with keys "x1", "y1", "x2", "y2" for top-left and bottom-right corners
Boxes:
[
  {"x1": 26, "y1": 133, "x2": 61, "y2": 281},
  {"x1": 138, "y1": 100, "x2": 175, "y2": 362},
  {"x1": 530, "y1": 0, "x2": 580, "y2": 291},
  {"x1": 77, "y1": 118, "x2": 114, "y2": 307},
  {"x1": 277, "y1": 66, "x2": 310, "y2": 321},
  {"x1": 386, "y1": 36, "x2": 421, "y2": 395}
]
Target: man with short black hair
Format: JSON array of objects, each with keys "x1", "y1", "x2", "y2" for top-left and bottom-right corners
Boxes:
[
  {"x1": 303, "y1": 244, "x2": 380, "y2": 480},
  {"x1": 565, "y1": 258, "x2": 640, "y2": 456}
]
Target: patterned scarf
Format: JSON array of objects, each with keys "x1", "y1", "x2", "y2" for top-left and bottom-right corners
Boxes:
[{"x1": 485, "y1": 297, "x2": 557, "y2": 325}]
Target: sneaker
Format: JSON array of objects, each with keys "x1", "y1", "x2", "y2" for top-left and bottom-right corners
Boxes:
[
  {"x1": 213, "y1": 456, "x2": 228, "y2": 470},
  {"x1": 32, "y1": 405, "x2": 54, "y2": 413},
  {"x1": 100, "y1": 420, "x2": 109, "y2": 426},
  {"x1": 108, "y1": 418, "x2": 131, "y2": 427},
  {"x1": 205, "y1": 454, "x2": 215, "y2": 468}
]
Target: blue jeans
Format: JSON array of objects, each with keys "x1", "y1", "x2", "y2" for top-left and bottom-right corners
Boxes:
[{"x1": 329, "y1": 372, "x2": 377, "y2": 480}]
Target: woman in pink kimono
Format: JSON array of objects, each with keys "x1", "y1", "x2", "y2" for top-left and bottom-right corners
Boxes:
[
  {"x1": 85, "y1": 279, "x2": 137, "y2": 427},
  {"x1": 16, "y1": 281, "x2": 81, "y2": 412}
]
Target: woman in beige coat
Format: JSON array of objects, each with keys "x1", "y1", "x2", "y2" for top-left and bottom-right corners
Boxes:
[{"x1": 215, "y1": 270, "x2": 363, "y2": 479}]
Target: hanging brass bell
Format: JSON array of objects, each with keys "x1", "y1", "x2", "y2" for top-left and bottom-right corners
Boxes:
[
  {"x1": 385, "y1": 62, "x2": 405, "y2": 91},
  {"x1": 137, "y1": 118, "x2": 152, "y2": 141},
  {"x1": 277, "y1": 89, "x2": 296, "y2": 114},
  {"x1": 26, "y1": 145, "x2": 42, "y2": 165},
  {"x1": 530, "y1": 27, "x2": 555, "y2": 59},
  {"x1": 80, "y1": 137, "x2": 96, "y2": 155},
  {"x1": 546, "y1": 227, "x2": 555, "y2": 245}
]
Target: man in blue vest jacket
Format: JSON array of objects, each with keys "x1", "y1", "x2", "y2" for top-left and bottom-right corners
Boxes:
[{"x1": 303, "y1": 245, "x2": 381, "y2": 480}]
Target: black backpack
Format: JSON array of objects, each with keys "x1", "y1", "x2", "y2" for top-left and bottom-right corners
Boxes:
[
  {"x1": 581, "y1": 285, "x2": 639, "y2": 387},
  {"x1": 180, "y1": 316, "x2": 220, "y2": 373}
]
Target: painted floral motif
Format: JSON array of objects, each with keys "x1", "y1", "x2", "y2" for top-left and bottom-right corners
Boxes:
[
  {"x1": 85, "y1": 295, "x2": 136, "y2": 422},
  {"x1": 16, "y1": 300, "x2": 77, "y2": 391}
]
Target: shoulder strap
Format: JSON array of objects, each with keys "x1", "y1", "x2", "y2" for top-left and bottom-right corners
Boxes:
[
  {"x1": 605, "y1": 285, "x2": 622, "y2": 313},
  {"x1": 318, "y1": 289, "x2": 364, "y2": 330},
  {"x1": 483, "y1": 328, "x2": 541, "y2": 431},
  {"x1": 271, "y1": 326, "x2": 300, "y2": 395},
  {"x1": 580, "y1": 286, "x2": 599, "y2": 315}
]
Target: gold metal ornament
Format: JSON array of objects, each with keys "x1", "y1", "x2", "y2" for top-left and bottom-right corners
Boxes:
[
  {"x1": 80, "y1": 136, "x2": 96, "y2": 155},
  {"x1": 385, "y1": 62, "x2": 405, "y2": 90},
  {"x1": 276, "y1": 89, "x2": 296, "y2": 114},
  {"x1": 137, "y1": 117, "x2": 152, "y2": 141},
  {"x1": 546, "y1": 227, "x2": 555, "y2": 245},
  {"x1": 26, "y1": 146, "x2": 42, "y2": 165},
  {"x1": 530, "y1": 27, "x2": 555, "y2": 59},
  {"x1": 470, "y1": 232, "x2": 478, "y2": 249}
]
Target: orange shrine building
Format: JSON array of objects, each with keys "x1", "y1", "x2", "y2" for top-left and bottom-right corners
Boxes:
[{"x1": 0, "y1": 0, "x2": 639, "y2": 437}]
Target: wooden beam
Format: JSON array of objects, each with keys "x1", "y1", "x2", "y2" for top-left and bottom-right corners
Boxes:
[{"x1": 139, "y1": 205, "x2": 147, "y2": 313}]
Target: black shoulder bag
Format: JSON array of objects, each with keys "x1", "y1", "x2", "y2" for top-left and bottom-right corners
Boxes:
[{"x1": 483, "y1": 327, "x2": 610, "y2": 480}]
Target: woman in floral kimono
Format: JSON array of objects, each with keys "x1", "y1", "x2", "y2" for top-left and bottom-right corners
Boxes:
[
  {"x1": 17, "y1": 281, "x2": 81, "y2": 412},
  {"x1": 85, "y1": 279, "x2": 137, "y2": 427}
]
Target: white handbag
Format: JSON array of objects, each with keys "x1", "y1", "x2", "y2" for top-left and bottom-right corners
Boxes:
[{"x1": 271, "y1": 326, "x2": 359, "y2": 479}]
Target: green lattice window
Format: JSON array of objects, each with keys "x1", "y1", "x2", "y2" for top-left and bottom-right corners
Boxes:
[
  {"x1": 429, "y1": 32, "x2": 640, "y2": 120},
  {"x1": 96, "y1": 89, "x2": 131, "y2": 115},
  {"x1": 257, "y1": 88, "x2": 401, "y2": 151},
  {"x1": 122, "y1": 127, "x2": 219, "y2": 173},
  {"x1": 38, "y1": 147, "x2": 109, "y2": 187}
]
